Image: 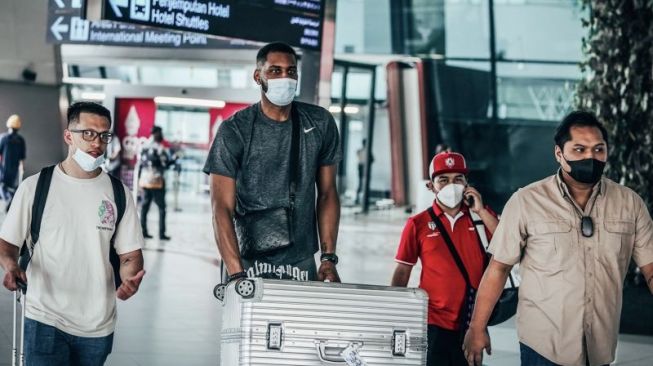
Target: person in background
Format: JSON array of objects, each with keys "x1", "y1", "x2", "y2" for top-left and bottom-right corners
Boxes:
[
  {"x1": 103, "y1": 135, "x2": 122, "y2": 178},
  {"x1": 0, "y1": 114, "x2": 26, "y2": 211},
  {"x1": 138, "y1": 126, "x2": 171, "y2": 240}
]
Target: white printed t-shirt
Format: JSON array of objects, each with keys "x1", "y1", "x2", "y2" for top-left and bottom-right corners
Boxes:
[{"x1": 0, "y1": 166, "x2": 144, "y2": 337}]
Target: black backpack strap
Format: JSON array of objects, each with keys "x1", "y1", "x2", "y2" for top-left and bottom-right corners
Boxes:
[
  {"x1": 427, "y1": 207, "x2": 473, "y2": 288},
  {"x1": 108, "y1": 174, "x2": 126, "y2": 289},
  {"x1": 19, "y1": 165, "x2": 56, "y2": 271},
  {"x1": 288, "y1": 103, "x2": 300, "y2": 211}
]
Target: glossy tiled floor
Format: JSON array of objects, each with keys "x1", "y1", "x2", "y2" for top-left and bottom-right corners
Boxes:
[{"x1": 0, "y1": 193, "x2": 650, "y2": 365}]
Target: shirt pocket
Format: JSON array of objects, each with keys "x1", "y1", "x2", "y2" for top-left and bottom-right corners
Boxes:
[
  {"x1": 603, "y1": 219, "x2": 634, "y2": 262},
  {"x1": 527, "y1": 219, "x2": 574, "y2": 273}
]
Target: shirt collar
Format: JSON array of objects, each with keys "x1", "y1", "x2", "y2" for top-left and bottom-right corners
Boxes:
[
  {"x1": 432, "y1": 200, "x2": 469, "y2": 219},
  {"x1": 555, "y1": 168, "x2": 605, "y2": 198}
]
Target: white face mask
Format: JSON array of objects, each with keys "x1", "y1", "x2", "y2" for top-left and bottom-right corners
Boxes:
[
  {"x1": 73, "y1": 148, "x2": 106, "y2": 172},
  {"x1": 263, "y1": 78, "x2": 297, "y2": 106},
  {"x1": 436, "y1": 183, "x2": 465, "y2": 208}
]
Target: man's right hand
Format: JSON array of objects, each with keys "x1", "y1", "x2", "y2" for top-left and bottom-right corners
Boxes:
[
  {"x1": 462, "y1": 326, "x2": 492, "y2": 366},
  {"x1": 3, "y1": 263, "x2": 27, "y2": 291}
]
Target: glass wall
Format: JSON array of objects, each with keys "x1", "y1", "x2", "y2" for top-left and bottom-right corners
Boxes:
[
  {"x1": 334, "y1": 0, "x2": 587, "y2": 209},
  {"x1": 334, "y1": 0, "x2": 392, "y2": 54}
]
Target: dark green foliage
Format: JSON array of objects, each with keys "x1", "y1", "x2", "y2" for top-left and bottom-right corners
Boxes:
[{"x1": 576, "y1": 0, "x2": 653, "y2": 210}]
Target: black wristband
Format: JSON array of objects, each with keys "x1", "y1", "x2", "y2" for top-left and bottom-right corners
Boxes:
[
  {"x1": 228, "y1": 271, "x2": 247, "y2": 282},
  {"x1": 320, "y1": 253, "x2": 339, "y2": 265}
]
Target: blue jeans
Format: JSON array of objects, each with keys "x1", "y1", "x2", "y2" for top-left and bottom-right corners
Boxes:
[
  {"x1": 520, "y1": 343, "x2": 606, "y2": 366},
  {"x1": 520, "y1": 343, "x2": 561, "y2": 366},
  {"x1": 24, "y1": 318, "x2": 113, "y2": 366}
]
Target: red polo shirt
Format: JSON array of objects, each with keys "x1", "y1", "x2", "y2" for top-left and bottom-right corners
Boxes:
[{"x1": 395, "y1": 202, "x2": 496, "y2": 330}]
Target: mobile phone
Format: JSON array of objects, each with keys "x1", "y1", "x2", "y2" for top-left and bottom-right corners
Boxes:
[{"x1": 465, "y1": 195, "x2": 475, "y2": 207}]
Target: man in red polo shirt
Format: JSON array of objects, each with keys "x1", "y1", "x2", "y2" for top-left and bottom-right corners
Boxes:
[{"x1": 391, "y1": 151, "x2": 499, "y2": 366}]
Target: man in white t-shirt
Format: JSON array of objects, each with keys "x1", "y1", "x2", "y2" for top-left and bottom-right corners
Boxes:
[{"x1": 0, "y1": 102, "x2": 145, "y2": 366}]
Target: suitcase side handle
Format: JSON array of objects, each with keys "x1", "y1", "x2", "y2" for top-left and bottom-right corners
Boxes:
[{"x1": 315, "y1": 340, "x2": 363, "y2": 364}]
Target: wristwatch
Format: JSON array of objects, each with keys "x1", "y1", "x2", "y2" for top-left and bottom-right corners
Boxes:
[{"x1": 320, "y1": 253, "x2": 339, "y2": 265}]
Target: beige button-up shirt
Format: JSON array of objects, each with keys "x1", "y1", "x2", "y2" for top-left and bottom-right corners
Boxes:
[{"x1": 489, "y1": 172, "x2": 653, "y2": 366}]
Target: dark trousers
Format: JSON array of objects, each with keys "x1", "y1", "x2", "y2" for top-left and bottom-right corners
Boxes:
[
  {"x1": 520, "y1": 343, "x2": 607, "y2": 366},
  {"x1": 427, "y1": 325, "x2": 467, "y2": 366},
  {"x1": 24, "y1": 318, "x2": 113, "y2": 366},
  {"x1": 140, "y1": 188, "x2": 166, "y2": 236}
]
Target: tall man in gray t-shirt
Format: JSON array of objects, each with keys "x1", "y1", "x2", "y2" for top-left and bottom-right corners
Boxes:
[{"x1": 203, "y1": 42, "x2": 342, "y2": 283}]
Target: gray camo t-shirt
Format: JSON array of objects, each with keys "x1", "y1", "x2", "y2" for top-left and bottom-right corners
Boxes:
[{"x1": 203, "y1": 102, "x2": 341, "y2": 264}]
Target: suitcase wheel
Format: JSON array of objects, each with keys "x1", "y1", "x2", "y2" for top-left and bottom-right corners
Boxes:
[
  {"x1": 213, "y1": 283, "x2": 226, "y2": 302},
  {"x1": 235, "y1": 279, "x2": 255, "y2": 299}
]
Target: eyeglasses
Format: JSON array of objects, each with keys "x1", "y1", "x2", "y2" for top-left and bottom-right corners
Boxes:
[{"x1": 69, "y1": 129, "x2": 113, "y2": 144}]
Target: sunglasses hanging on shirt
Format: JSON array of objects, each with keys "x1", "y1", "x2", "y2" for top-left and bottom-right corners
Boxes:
[
  {"x1": 581, "y1": 216, "x2": 594, "y2": 237},
  {"x1": 566, "y1": 193, "x2": 598, "y2": 238}
]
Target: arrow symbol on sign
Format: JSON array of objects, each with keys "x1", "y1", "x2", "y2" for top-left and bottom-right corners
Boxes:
[
  {"x1": 54, "y1": 0, "x2": 65, "y2": 8},
  {"x1": 109, "y1": 0, "x2": 129, "y2": 18},
  {"x1": 50, "y1": 16, "x2": 69, "y2": 41}
]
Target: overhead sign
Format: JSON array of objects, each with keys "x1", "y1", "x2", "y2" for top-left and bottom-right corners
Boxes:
[
  {"x1": 46, "y1": 0, "x2": 260, "y2": 48},
  {"x1": 85, "y1": 0, "x2": 325, "y2": 50}
]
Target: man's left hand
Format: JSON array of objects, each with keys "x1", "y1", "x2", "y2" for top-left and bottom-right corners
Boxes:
[
  {"x1": 318, "y1": 261, "x2": 341, "y2": 283},
  {"x1": 464, "y1": 186, "x2": 485, "y2": 213},
  {"x1": 117, "y1": 269, "x2": 146, "y2": 301}
]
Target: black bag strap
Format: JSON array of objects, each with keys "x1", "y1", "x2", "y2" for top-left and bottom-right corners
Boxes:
[
  {"x1": 29, "y1": 166, "x2": 55, "y2": 247},
  {"x1": 19, "y1": 165, "x2": 56, "y2": 271},
  {"x1": 109, "y1": 174, "x2": 126, "y2": 238},
  {"x1": 288, "y1": 103, "x2": 301, "y2": 211},
  {"x1": 108, "y1": 174, "x2": 126, "y2": 288},
  {"x1": 427, "y1": 207, "x2": 473, "y2": 288}
]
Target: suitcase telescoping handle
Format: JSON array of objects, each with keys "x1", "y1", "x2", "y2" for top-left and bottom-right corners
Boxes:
[
  {"x1": 315, "y1": 340, "x2": 363, "y2": 364},
  {"x1": 13, "y1": 280, "x2": 27, "y2": 366}
]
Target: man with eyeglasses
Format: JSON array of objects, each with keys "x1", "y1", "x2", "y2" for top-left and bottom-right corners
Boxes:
[
  {"x1": 391, "y1": 151, "x2": 499, "y2": 366},
  {"x1": 463, "y1": 111, "x2": 653, "y2": 366},
  {"x1": 204, "y1": 42, "x2": 342, "y2": 283},
  {"x1": 0, "y1": 102, "x2": 145, "y2": 365}
]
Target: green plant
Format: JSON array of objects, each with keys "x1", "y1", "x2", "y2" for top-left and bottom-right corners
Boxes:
[{"x1": 576, "y1": 0, "x2": 653, "y2": 210}]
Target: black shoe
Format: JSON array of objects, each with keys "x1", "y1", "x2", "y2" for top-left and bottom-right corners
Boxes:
[
  {"x1": 143, "y1": 232, "x2": 153, "y2": 239},
  {"x1": 159, "y1": 235, "x2": 171, "y2": 241}
]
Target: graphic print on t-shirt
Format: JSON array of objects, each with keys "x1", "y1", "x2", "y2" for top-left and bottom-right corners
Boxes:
[
  {"x1": 245, "y1": 260, "x2": 309, "y2": 281},
  {"x1": 97, "y1": 200, "x2": 116, "y2": 231}
]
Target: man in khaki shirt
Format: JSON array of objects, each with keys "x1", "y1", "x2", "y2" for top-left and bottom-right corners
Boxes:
[{"x1": 462, "y1": 111, "x2": 653, "y2": 366}]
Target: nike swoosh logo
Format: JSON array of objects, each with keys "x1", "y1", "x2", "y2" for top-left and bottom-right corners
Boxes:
[{"x1": 304, "y1": 127, "x2": 316, "y2": 133}]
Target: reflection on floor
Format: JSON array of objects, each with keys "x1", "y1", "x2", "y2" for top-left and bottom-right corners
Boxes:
[{"x1": 0, "y1": 193, "x2": 650, "y2": 365}]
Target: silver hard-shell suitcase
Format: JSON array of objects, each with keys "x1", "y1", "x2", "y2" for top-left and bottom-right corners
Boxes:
[{"x1": 216, "y1": 278, "x2": 427, "y2": 365}]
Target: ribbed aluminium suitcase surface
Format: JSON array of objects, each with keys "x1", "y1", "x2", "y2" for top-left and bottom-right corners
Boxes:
[{"x1": 219, "y1": 278, "x2": 427, "y2": 366}]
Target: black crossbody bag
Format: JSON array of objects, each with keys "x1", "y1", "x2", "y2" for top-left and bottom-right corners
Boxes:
[
  {"x1": 233, "y1": 103, "x2": 300, "y2": 259},
  {"x1": 427, "y1": 207, "x2": 518, "y2": 331}
]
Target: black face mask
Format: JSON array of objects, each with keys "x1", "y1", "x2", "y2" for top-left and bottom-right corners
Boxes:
[{"x1": 563, "y1": 156, "x2": 606, "y2": 184}]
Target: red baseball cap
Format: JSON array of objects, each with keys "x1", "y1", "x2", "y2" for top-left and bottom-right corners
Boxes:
[{"x1": 429, "y1": 152, "x2": 469, "y2": 179}]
